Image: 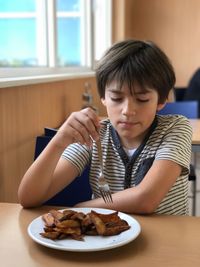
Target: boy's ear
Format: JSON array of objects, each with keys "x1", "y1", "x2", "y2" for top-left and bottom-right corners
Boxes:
[
  {"x1": 157, "y1": 102, "x2": 167, "y2": 111},
  {"x1": 101, "y1": 98, "x2": 106, "y2": 106}
]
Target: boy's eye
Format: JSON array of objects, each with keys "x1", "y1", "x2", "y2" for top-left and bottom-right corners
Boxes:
[
  {"x1": 137, "y1": 99, "x2": 149, "y2": 103},
  {"x1": 111, "y1": 97, "x2": 122, "y2": 102}
]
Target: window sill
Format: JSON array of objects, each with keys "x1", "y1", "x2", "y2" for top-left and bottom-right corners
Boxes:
[{"x1": 0, "y1": 71, "x2": 95, "y2": 88}]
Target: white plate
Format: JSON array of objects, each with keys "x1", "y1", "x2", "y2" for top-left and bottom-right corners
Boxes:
[{"x1": 28, "y1": 207, "x2": 141, "y2": 252}]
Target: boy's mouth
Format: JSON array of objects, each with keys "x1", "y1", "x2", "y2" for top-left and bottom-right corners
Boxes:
[{"x1": 118, "y1": 121, "x2": 140, "y2": 128}]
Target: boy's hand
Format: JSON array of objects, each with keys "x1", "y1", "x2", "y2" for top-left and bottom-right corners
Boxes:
[{"x1": 57, "y1": 107, "x2": 100, "y2": 147}]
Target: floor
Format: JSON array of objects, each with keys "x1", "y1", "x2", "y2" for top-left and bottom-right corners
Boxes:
[{"x1": 189, "y1": 152, "x2": 200, "y2": 216}]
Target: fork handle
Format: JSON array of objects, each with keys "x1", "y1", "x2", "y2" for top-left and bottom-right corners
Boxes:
[{"x1": 96, "y1": 140, "x2": 103, "y2": 167}]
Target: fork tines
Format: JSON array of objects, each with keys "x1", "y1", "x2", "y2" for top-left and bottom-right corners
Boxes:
[{"x1": 99, "y1": 187, "x2": 113, "y2": 203}]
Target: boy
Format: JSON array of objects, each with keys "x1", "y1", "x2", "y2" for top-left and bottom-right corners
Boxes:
[{"x1": 18, "y1": 40, "x2": 192, "y2": 215}]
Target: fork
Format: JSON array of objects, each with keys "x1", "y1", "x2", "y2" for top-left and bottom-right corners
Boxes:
[{"x1": 96, "y1": 139, "x2": 113, "y2": 203}]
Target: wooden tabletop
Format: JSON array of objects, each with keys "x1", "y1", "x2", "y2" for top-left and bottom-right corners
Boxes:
[
  {"x1": 1, "y1": 203, "x2": 200, "y2": 267},
  {"x1": 189, "y1": 119, "x2": 200, "y2": 145}
]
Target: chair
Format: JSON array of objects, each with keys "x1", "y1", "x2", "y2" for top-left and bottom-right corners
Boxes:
[
  {"x1": 34, "y1": 128, "x2": 92, "y2": 206},
  {"x1": 158, "y1": 101, "x2": 198, "y2": 118},
  {"x1": 183, "y1": 68, "x2": 200, "y2": 117},
  {"x1": 174, "y1": 87, "x2": 187, "y2": 101},
  {"x1": 158, "y1": 101, "x2": 198, "y2": 215}
]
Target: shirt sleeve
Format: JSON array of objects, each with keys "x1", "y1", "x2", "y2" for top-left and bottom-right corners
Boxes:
[
  {"x1": 61, "y1": 143, "x2": 91, "y2": 175},
  {"x1": 155, "y1": 115, "x2": 192, "y2": 175}
]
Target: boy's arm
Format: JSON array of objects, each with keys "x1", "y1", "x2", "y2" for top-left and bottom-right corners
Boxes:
[
  {"x1": 18, "y1": 108, "x2": 100, "y2": 208},
  {"x1": 18, "y1": 137, "x2": 78, "y2": 208},
  {"x1": 76, "y1": 159, "x2": 182, "y2": 214}
]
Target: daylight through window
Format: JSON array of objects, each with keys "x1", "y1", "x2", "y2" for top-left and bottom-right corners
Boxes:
[{"x1": 0, "y1": 0, "x2": 111, "y2": 79}]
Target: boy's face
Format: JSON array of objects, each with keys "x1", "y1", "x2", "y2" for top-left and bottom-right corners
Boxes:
[{"x1": 101, "y1": 81, "x2": 165, "y2": 148}]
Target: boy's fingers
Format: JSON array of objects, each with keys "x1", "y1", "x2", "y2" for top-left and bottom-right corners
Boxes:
[
  {"x1": 81, "y1": 107, "x2": 100, "y2": 129},
  {"x1": 77, "y1": 109, "x2": 100, "y2": 140},
  {"x1": 59, "y1": 108, "x2": 100, "y2": 145},
  {"x1": 72, "y1": 128, "x2": 92, "y2": 146}
]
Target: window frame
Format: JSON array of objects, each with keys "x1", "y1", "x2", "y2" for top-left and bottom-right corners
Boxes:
[{"x1": 0, "y1": 0, "x2": 112, "y2": 88}]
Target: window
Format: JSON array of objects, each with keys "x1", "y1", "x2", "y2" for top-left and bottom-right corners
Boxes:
[{"x1": 0, "y1": 0, "x2": 112, "y2": 84}]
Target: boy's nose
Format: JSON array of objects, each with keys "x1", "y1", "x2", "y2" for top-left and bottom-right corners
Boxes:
[{"x1": 122, "y1": 100, "x2": 136, "y2": 116}]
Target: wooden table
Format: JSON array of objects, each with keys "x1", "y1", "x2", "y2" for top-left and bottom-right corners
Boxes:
[
  {"x1": 190, "y1": 119, "x2": 200, "y2": 152},
  {"x1": 189, "y1": 119, "x2": 200, "y2": 215},
  {"x1": 1, "y1": 203, "x2": 200, "y2": 267}
]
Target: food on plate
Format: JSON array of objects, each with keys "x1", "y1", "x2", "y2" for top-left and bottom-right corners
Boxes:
[{"x1": 40, "y1": 209, "x2": 130, "y2": 241}]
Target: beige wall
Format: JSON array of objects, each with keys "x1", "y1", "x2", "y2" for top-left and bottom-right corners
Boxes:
[{"x1": 113, "y1": 0, "x2": 200, "y2": 86}]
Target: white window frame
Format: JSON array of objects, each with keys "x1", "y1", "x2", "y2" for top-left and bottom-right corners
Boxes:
[{"x1": 0, "y1": 0, "x2": 112, "y2": 88}]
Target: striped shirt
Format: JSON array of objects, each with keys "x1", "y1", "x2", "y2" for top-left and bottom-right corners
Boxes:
[{"x1": 62, "y1": 114, "x2": 192, "y2": 215}]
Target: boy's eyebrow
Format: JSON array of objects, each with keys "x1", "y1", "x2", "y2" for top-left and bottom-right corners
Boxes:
[
  {"x1": 107, "y1": 88, "x2": 151, "y2": 95},
  {"x1": 107, "y1": 88, "x2": 122, "y2": 94},
  {"x1": 134, "y1": 91, "x2": 151, "y2": 95}
]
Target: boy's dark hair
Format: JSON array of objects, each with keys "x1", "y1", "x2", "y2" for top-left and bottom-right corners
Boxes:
[{"x1": 95, "y1": 39, "x2": 176, "y2": 103}]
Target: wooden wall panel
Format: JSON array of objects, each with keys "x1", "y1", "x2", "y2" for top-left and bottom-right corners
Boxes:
[
  {"x1": 112, "y1": 0, "x2": 126, "y2": 41},
  {"x1": 0, "y1": 77, "x2": 106, "y2": 203},
  {"x1": 112, "y1": 0, "x2": 200, "y2": 86}
]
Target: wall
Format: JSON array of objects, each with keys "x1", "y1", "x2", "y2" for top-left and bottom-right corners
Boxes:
[
  {"x1": 0, "y1": 77, "x2": 106, "y2": 203},
  {"x1": 113, "y1": 0, "x2": 200, "y2": 86}
]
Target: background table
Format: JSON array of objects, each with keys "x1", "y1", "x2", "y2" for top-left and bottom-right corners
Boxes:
[{"x1": 190, "y1": 119, "x2": 200, "y2": 152}]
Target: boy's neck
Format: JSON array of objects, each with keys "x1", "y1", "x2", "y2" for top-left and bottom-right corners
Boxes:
[
  {"x1": 120, "y1": 129, "x2": 149, "y2": 149},
  {"x1": 111, "y1": 117, "x2": 158, "y2": 149}
]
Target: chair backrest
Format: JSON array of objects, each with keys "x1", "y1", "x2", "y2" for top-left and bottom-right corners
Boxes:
[
  {"x1": 174, "y1": 87, "x2": 187, "y2": 101},
  {"x1": 183, "y1": 69, "x2": 200, "y2": 117},
  {"x1": 184, "y1": 68, "x2": 200, "y2": 102},
  {"x1": 158, "y1": 101, "x2": 198, "y2": 119},
  {"x1": 34, "y1": 129, "x2": 92, "y2": 206},
  {"x1": 44, "y1": 166, "x2": 92, "y2": 206}
]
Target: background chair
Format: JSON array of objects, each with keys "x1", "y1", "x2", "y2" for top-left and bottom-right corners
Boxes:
[
  {"x1": 183, "y1": 68, "x2": 200, "y2": 117},
  {"x1": 34, "y1": 128, "x2": 92, "y2": 206},
  {"x1": 158, "y1": 101, "x2": 198, "y2": 215},
  {"x1": 158, "y1": 101, "x2": 198, "y2": 118},
  {"x1": 174, "y1": 87, "x2": 187, "y2": 101},
  {"x1": 175, "y1": 69, "x2": 200, "y2": 118}
]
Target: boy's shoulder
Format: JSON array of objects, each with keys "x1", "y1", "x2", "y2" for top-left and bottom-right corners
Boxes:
[
  {"x1": 156, "y1": 114, "x2": 192, "y2": 135},
  {"x1": 100, "y1": 115, "x2": 192, "y2": 132},
  {"x1": 156, "y1": 114, "x2": 191, "y2": 126}
]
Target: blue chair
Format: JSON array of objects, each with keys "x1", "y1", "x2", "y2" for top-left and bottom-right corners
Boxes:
[
  {"x1": 158, "y1": 101, "x2": 198, "y2": 119},
  {"x1": 34, "y1": 129, "x2": 92, "y2": 206},
  {"x1": 158, "y1": 101, "x2": 198, "y2": 215},
  {"x1": 183, "y1": 68, "x2": 200, "y2": 117}
]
